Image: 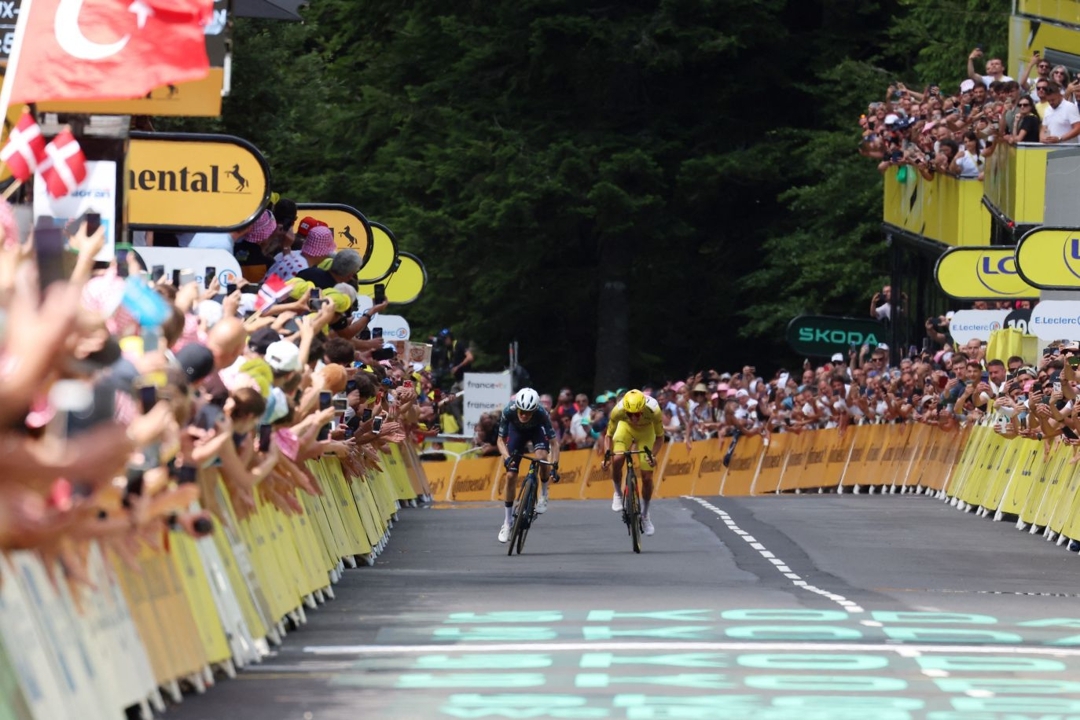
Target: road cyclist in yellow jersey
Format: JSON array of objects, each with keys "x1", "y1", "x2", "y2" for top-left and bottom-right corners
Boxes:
[{"x1": 602, "y1": 389, "x2": 664, "y2": 536}]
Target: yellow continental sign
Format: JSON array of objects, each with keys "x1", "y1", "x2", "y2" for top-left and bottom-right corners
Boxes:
[
  {"x1": 127, "y1": 132, "x2": 270, "y2": 231},
  {"x1": 357, "y1": 222, "x2": 399, "y2": 282},
  {"x1": 934, "y1": 246, "x2": 1038, "y2": 300},
  {"x1": 37, "y1": 68, "x2": 225, "y2": 118},
  {"x1": 1015, "y1": 227, "x2": 1080, "y2": 289},
  {"x1": 359, "y1": 252, "x2": 427, "y2": 305},
  {"x1": 293, "y1": 203, "x2": 372, "y2": 265}
]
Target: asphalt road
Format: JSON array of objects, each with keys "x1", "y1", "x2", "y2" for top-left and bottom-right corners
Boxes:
[{"x1": 167, "y1": 493, "x2": 1080, "y2": 720}]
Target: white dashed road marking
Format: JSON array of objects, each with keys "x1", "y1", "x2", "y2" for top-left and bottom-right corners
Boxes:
[{"x1": 687, "y1": 496, "x2": 866, "y2": 614}]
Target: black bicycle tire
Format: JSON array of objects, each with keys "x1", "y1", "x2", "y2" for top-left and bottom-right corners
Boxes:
[
  {"x1": 516, "y1": 477, "x2": 537, "y2": 555},
  {"x1": 507, "y1": 471, "x2": 534, "y2": 556},
  {"x1": 627, "y1": 471, "x2": 641, "y2": 554}
]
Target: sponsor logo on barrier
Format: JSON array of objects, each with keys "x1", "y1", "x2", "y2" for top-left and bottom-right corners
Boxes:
[
  {"x1": 666, "y1": 459, "x2": 696, "y2": 476},
  {"x1": 883, "y1": 447, "x2": 896, "y2": 462},
  {"x1": 762, "y1": 454, "x2": 784, "y2": 469},
  {"x1": 828, "y1": 447, "x2": 847, "y2": 463},
  {"x1": 586, "y1": 464, "x2": 607, "y2": 487},
  {"x1": 866, "y1": 446, "x2": 882, "y2": 462},
  {"x1": 558, "y1": 468, "x2": 581, "y2": 486},
  {"x1": 728, "y1": 457, "x2": 754, "y2": 472},
  {"x1": 935, "y1": 246, "x2": 1037, "y2": 299},
  {"x1": 788, "y1": 450, "x2": 806, "y2": 466},
  {"x1": 453, "y1": 473, "x2": 491, "y2": 498},
  {"x1": 698, "y1": 457, "x2": 725, "y2": 476},
  {"x1": 850, "y1": 447, "x2": 864, "y2": 462},
  {"x1": 807, "y1": 450, "x2": 825, "y2": 465}
]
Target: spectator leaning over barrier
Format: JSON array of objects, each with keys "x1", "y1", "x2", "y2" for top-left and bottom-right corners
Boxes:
[
  {"x1": 1039, "y1": 82, "x2": 1080, "y2": 144},
  {"x1": 295, "y1": 248, "x2": 364, "y2": 289},
  {"x1": 1005, "y1": 94, "x2": 1041, "y2": 145}
]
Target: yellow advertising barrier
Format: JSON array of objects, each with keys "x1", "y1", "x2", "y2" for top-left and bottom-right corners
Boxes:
[
  {"x1": 357, "y1": 222, "x2": 400, "y2": 283},
  {"x1": 452, "y1": 456, "x2": 500, "y2": 502},
  {"x1": 750, "y1": 432, "x2": 789, "y2": 495},
  {"x1": 722, "y1": 434, "x2": 764, "y2": 495},
  {"x1": 548, "y1": 449, "x2": 590, "y2": 500},
  {"x1": 656, "y1": 441, "x2": 695, "y2": 497}
]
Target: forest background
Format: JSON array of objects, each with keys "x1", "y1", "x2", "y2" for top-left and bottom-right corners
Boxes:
[{"x1": 165, "y1": 0, "x2": 1009, "y2": 392}]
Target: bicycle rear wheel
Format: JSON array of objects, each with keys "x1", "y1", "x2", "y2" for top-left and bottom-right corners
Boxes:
[
  {"x1": 626, "y1": 472, "x2": 642, "y2": 554},
  {"x1": 507, "y1": 473, "x2": 537, "y2": 556}
]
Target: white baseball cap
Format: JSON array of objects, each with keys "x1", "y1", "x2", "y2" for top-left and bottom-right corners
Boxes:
[
  {"x1": 831, "y1": 353, "x2": 844, "y2": 363},
  {"x1": 265, "y1": 340, "x2": 301, "y2": 373}
]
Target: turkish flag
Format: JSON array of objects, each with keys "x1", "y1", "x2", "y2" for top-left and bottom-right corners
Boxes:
[
  {"x1": 9, "y1": 0, "x2": 213, "y2": 104},
  {"x1": 0, "y1": 112, "x2": 47, "y2": 182},
  {"x1": 39, "y1": 129, "x2": 87, "y2": 198}
]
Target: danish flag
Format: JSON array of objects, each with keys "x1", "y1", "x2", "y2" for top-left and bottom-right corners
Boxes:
[
  {"x1": 39, "y1": 129, "x2": 87, "y2": 199},
  {"x1": 256, "y1": 273, "x2": 291, "y2": 312},
  {"x1": 0, "y1": 112, "x2": 47, "y2": 183}
]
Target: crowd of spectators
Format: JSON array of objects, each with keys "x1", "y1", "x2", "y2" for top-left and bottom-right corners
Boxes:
[
  {"x1": 859, "y1": 48, "x2": 1080, "y2": 179},
  {"x1": 0, "y1": 196, "x2": 436, "y2": 570}
]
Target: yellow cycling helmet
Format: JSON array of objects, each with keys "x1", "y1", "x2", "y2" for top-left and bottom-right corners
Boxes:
[{"x1": 623, "y1": 389, "x2": 646, "y2": 413}]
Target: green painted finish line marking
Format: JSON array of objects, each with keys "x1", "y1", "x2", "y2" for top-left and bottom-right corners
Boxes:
[{"x1": 303, "y1": 641, "x2": 1080, "y2": 656}]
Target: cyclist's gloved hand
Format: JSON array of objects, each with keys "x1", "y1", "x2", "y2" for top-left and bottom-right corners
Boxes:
[
  {"x1": 503, "y1": 456, "x2": 515, "y2": 470},
  {"x1": 644, "y1": 448, "x2": 654, "y2": 463}
]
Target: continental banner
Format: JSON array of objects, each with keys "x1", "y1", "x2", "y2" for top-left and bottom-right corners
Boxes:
[{"x1": 127, "y1": 132, "x2": 271, "y2": 231}]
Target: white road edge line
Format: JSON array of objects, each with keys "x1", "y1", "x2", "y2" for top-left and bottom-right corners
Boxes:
[
  {"x1": 685, "y1": 496, "x2": 866, "y2": 614},
  {"x1": 303, "y1": 641, "x2": 1080, "y2": 657}
]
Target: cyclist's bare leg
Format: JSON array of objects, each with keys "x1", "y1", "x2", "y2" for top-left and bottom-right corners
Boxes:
[
  {"x1": 535, "y1": 448, "x2": 550, "y2": 483},
  {"x1": 503, "y1": 471, "x2": 518, "y2": 525},
  {"x1": 610, "y1": 453, "x2": 625, "y2": 499},
  {"x1": 641, "y1": 471, "x2": 654, "y2": 517}
]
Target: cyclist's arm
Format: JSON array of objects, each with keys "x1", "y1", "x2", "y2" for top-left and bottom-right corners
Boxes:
[
  {"x1": 496, "y1": 408, "x2": 511, "y2": 459},
  {"x1": 497, "y1": 435, "x2": 510, "y2": 460}
]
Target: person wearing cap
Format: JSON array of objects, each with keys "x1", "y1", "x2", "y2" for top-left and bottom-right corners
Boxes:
[
  {"x1": 266, "y1": 224, "x2": 338, "y2": 281},
  {"x1": 189, "y1": 208, "x2": 276, "y2": 252},
  {"x1": 296, "y1": 248, "x2": 364, "y2": 290}
]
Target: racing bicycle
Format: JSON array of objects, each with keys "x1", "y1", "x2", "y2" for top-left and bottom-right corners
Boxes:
[
  {"x1": 606, "y1": 448, "x2": 653, "y2": 554},
  {"x1": 507, "y1": 455, "x2": 559, "y2": 556}
]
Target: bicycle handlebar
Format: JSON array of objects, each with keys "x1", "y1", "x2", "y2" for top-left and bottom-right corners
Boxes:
[{"x1": 516, "y1": 454, "x2": 557, "y2": 466}]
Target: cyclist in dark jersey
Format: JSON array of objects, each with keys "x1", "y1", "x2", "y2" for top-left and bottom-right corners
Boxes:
[{"x1": 496, "y1": 388, "x2": 559, "y2": 542}]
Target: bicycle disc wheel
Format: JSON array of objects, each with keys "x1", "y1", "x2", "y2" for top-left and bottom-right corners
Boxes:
[
  {"x1": 516, "y1": 478, "x2": 537, "y2": 555},
  {"x1": 627, "y1": 476, "x2": 641, "y2": 554}
]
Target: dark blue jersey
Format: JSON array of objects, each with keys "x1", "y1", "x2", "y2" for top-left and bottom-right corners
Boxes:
[{"x1": 498, "y1": 402, "x2": 557, "y2": 440}]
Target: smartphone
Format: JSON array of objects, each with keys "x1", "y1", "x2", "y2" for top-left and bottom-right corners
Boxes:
[
  {"x1": 258, "y1": 423, "x2": 272, "y2": 452},
  {"x1": 179, "y1": 268, "x2": 195, "y2": 286},
  {"x1": 345, "y1": 379, "x2": 358, "y2": 394},
  {"x1": 141, "y1": 326, "x2": 160, "y2": 353},
  {"x1": 319, "y1": 391, "x2": 332, "y2": 410},
  {"x1": 372, "y1": 327, "x2": 384, "y2": 339},
  {"x1": 151, "y1": 265, "x2": 165, "y2": 282},
  {"x1": 84, "y1": 212, "x2": 101, "y2": 236},
  {"x1": 1054, "y1": 382, "x2": 1063, "y2": 393},
  {"x1": 332, "y1": 397, "x2": 348, "y2": 413},
  {"x1": 361, "y1": 409, "x2": 373, "y2": 422},
  {"x1": 34, "y1": 221, "x2": 66, "y2": 291},
  {"x1": 373, "y1": 283, "x2": 387, "y2": 305},
  {"x1": 192, "y1": 516, "x2": 214, "y2": 536},
  {"x1": 177, "y1": 466, "x2": 197, "y2": 485},
  {"x1": 1068, "y1": 356, "x2": 1080, "y2": 368},
  {"x1": 65, "y1": 382, "x2": 117, "y2": 437},
  {"x1": 114, "y1": 243, "x2": 131, "y2": 279},
  {"x1": 204, "y1": 266, "x2": 216, "y2": 289},
  {"x1": 123, "y1": 468, "x2": 144, "y2": 508},
  {"x1": 171, "y1": 269, "x2": 181, "y2": 287},
  {"x1": 372, "y1": 416, "x2": 384, "y2": 434},
  {"x1": 225, "y1": 282, "x2": 238, "y2": 296},
  {"x1": 138, "y1": 384, "x2": 157, "y2": 414}
]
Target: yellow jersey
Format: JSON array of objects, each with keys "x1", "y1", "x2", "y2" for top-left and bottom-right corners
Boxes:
[{"x1": 607, "y1": 395, "x2": 664, "y2": 437}]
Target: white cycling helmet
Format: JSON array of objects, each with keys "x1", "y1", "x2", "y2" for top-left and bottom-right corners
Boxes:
[{"x1": 515, "y1": 388, "x2": 540, "y2": 412}]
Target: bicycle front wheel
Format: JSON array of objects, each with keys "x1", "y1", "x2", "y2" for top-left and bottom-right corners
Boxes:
[
  {"x1": 626, "y1": 474, "x2": 641, "y2": 554},
  {"x1": 508, "y1": 474, "x2": 537, "y2": 556}
]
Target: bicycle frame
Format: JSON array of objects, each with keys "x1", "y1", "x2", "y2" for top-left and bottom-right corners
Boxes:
[{"x1": 507, "y1": 455, "x2": 555, "y2": 556}]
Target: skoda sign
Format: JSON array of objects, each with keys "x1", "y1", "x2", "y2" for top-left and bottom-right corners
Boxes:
[{"x1": 786, "y1": 315, "x2": 886, "y2": 358}]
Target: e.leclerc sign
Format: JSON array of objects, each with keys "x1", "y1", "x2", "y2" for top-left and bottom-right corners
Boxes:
[{"x1": 786, "y1": 315, "x2": 886, "y2": 358}]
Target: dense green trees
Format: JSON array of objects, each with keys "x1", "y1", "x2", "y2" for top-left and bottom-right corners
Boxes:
[{"x1": 172, "y1": 0, "x2": 1008, "y2": 391}]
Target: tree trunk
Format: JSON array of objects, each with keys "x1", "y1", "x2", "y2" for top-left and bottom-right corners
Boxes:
[{"x1": 593, "y1": 237, "x2": 631, "y2": 394}]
